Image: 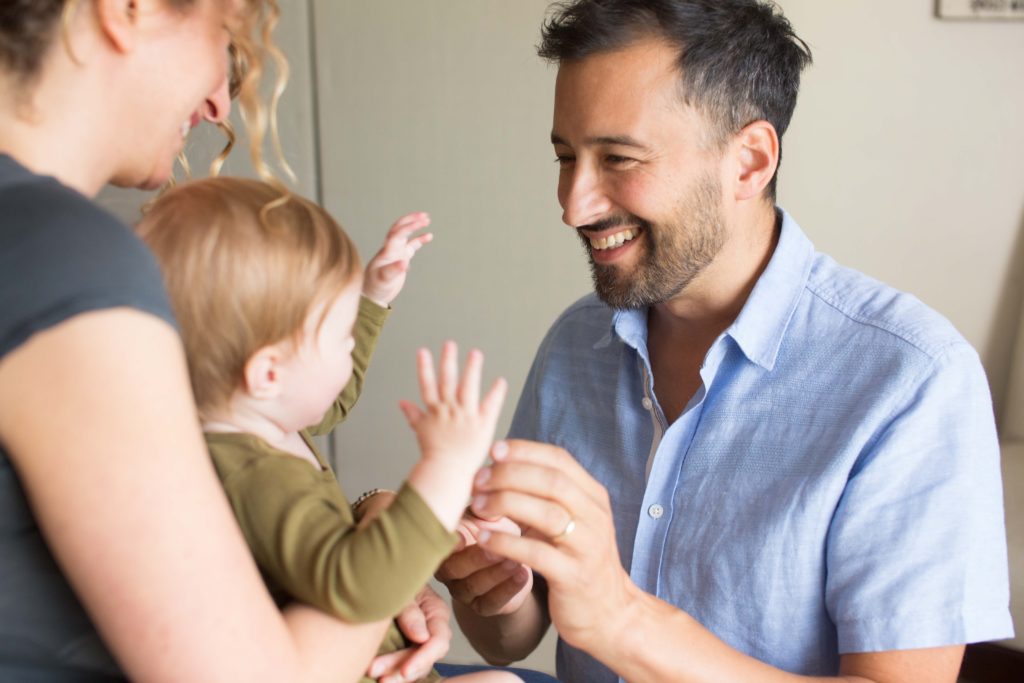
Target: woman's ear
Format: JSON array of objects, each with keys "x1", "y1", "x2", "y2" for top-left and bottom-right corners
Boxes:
[
  {"x1": 94, "y1": 0, "x2": 139, "y2": 53},
  {"x1": 243, "y1": 345, "x2": 285, "y2": 400},
  {"x1": 731, "y1": 120, "x2": 780, "y2": 202}
]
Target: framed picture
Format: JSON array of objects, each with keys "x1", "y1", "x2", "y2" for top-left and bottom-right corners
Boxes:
[{"x1": 936, "y1": 0, "x2": 1024, "y2": 19}]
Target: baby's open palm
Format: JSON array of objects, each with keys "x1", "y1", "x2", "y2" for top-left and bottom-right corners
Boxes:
[{"x1": 399, "y1": 342, "x2": 506, "y2": 469}]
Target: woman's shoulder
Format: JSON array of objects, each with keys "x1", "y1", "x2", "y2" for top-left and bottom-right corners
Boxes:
[{"x1": 0, "y1": 159, "x2": 176, "y2": 359}]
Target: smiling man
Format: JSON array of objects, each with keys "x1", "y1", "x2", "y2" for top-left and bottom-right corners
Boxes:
[{"x1": 435, "y1": 1, "x2": 1013, "y2": 682}]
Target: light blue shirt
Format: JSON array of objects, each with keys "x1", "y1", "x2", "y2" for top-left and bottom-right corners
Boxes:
[{"x1": 509, "y1": 209, "x2": 1012, "y2": 681}]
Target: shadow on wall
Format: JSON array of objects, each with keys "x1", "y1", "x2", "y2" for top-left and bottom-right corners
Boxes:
[{"x1": 985, "y1": 204, "x2": 1024, "y2": 433}]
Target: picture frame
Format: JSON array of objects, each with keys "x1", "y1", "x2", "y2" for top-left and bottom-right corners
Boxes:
[{"x1": 935, "y1": 0, "x2": 1024, "y2": 20}]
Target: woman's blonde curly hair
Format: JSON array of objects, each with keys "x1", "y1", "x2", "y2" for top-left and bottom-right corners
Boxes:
[{"x1": 0, "y1": 0, "x2": 290, "y2": 184}]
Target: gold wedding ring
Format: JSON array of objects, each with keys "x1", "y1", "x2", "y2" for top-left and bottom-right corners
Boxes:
[{"x1": 552, "y1": 517, "x2": 576, "y2": 543}]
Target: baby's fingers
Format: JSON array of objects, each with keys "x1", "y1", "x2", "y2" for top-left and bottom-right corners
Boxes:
[
  {"x1": 457, "y1": 348, "x2": 483, "y2": 408},
  {"x1": 416, "y1": 348, "x2": 439, "y2": 405},
  {"x1": 438, "y1": 341, "x2": 458, "y2": 402},
  {"x1": 481, "y1": 377, "x2": 508, "y2": 422},
  {"x1": 386, "y1": 212, "x2": 431, "y2": 244},
  {"x1": 406, "y1": 231, "x2": 433, "y2": 254},
  {"x1": 398, "y1": 399, "x2": 423, "y2": 427}
]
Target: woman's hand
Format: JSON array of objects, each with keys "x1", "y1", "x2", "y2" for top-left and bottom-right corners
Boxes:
[{"x1": 367, "y1": 586, "x2": 452, "y2": 683}]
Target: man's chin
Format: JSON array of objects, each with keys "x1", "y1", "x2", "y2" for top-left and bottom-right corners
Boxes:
[{"x1": 591, "y1": 268, "x2": 647, "y2": 310}]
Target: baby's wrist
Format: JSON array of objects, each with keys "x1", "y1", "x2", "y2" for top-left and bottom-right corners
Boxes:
[{"x1": 360, "y1": 292, "x2": 391, "y2": 309}]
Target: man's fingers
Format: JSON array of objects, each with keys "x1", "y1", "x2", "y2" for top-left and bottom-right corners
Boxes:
[
  {"x1": 435, "y1": 543, "x2": 500, "y2": 583},
  {"x1": 478, "y1": 529, "x2": 571, "y2": 586},
  {"x1": 499, "y1": 439, "x2": 609, "y2": 503},
  {"x1": 471, "y1": 565, "x2": 533, "y2": 617},
  {"x1": 472, "y1": 488, "x2": 578, "y2": 541}
]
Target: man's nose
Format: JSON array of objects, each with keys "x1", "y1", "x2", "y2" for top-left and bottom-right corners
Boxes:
[{"x1": 560, "y1": 165, "x2": 611, "y2": 228}]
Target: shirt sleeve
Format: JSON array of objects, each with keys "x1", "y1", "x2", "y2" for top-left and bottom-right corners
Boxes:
[
  {"x1": 307, "y1": 296, "x2": 389, "y2": 435},
  {"x1": 221, "y1": 451, "x2": 457, "y2": 622},
  {"x1": 0, "y1": 179, "x2": 176, "y2": 360},
  {"x1": 825, "y1": 341, "x2": 1013, "y2": 652}
]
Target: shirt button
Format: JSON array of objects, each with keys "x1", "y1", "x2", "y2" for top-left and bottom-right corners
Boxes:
[
  {"x1": 648, "y1": 504, "x2": 664, "y2": 519},
  {"x1": 641, "y1": 397, "x2": 653, "y2": 410}
]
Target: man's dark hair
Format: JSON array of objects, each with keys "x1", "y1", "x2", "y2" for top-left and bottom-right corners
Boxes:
[{"x1": 538, "y1": 0, "x2": 812, "y2": 198}]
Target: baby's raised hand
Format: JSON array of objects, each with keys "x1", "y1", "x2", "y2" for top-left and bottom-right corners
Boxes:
[
  {"x1": 399, "y1": 342, "x2": 507, "y2": 475},
  {"x1": 363, "y1": 212, "x2": 432, "y2": 307}
]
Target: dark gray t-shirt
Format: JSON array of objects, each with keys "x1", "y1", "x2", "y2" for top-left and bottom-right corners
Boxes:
[{"x1": 0, "y1": 154, "x2": 176, "y2": 681}]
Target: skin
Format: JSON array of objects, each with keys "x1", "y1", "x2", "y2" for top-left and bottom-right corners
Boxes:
[
  {"x1": 436, "y1": 37, "x2": 965, "y2": 683},
  {"x1": 0, "y1": 1, "x2": 390, "y2": 680}
]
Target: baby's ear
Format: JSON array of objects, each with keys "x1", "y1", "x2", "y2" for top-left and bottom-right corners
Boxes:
[{"x1": 243, "y1": 345, "x2": 285, "y2": 400}]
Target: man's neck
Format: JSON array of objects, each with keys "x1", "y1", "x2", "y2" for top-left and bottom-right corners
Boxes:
[{"x1": 649, "y1": 205, "x2": 780, "y2": 345}]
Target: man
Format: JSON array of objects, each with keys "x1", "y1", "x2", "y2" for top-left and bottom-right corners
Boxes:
[{"x1": 436, "y1": 1, "x2": 1013, "y2": 681}]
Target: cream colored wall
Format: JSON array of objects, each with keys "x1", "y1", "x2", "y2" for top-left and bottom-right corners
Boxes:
[
  {"x1": 94, "y1": 0, "x2": 1024, "y2": 674},
  {"x1": 310, "y1": 1, "x2": 573, "y2": 671},
  {"x1": 777, "y1": 0, "x2": 1024, "y2": 421},
  {"x1": 311, "y1": 1, "x2": 1024, "y2": 671}
]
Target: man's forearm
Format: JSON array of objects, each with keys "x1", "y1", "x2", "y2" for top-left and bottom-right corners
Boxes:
[
  {"x1": 594, "y1": 585, "x2": 960, "y2": 683},
  {"x1": 452, "y1": 589, "x2": 550, "y2": 665}
]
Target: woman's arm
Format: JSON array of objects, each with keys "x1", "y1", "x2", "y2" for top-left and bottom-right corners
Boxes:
[{"x1": 0, "y1": 308, "x2": 387, "y2": 683}]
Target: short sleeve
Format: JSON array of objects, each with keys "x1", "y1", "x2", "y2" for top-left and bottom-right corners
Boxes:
[
  {"x1": 0, "y1": 177, "x2": 176, "y2": 359},
  {"x1": 825, "y1": 342, "x2": 1013, "y2": 651}
]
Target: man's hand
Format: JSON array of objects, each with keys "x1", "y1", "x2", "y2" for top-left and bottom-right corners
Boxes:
[
  {"x1": 436, "y1": 514, "x2": 533, "y2": 617},
  {"x1": 367, "y1": 586, "x2": 452, "y2": 683},
  {"x1": 469, "y1": 440, "x2": 633, "y2": 653},
  {"x1": 362, "y1": 212, "x2": 432, "y2": 308}
]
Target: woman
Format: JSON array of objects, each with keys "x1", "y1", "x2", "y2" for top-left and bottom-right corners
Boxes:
[{"x1": 0, "y1": 1, "x2": 401, "y2": 680}]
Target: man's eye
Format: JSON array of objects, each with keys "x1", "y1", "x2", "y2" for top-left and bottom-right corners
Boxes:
[
  {"x1": 554, "y1": 155, "x2": 575, "y2": 167},
  {"x1": 606, "y1": 155, "x2": 634, "y2": 165}
]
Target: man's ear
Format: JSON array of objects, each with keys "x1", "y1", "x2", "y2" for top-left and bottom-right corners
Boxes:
[
  {"x1": 243, "y1": 345, "x2": 286, "y2": 400},
  {"x1": 94, "y1": 0, "x2": 139, "y2": 53},
  {"x1": 731, "y1": 120, "x2": 779, "y2": 202}
]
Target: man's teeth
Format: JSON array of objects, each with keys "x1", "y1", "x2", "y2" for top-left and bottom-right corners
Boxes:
[
  {"x1": 181, "y1": 121, "x2": 191, "y2": 138},
  {"x1": 590, "y1": 228, "x2": 638, "y2": 251}
]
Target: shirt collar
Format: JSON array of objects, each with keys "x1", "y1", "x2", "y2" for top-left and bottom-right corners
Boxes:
[
  {"x1": 601, "y1": 208, "x2": 815, "y2": 372},
  {"x1": 725, "y1": 207, "x2": 815, "y2": 371}
]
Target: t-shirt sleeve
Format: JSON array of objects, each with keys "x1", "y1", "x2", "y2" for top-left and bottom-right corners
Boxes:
[
  {"x1": 307, "y1": 296, "x2": 389, "y2": 435},
  {"x1": 825, "y1": 342, "x2": 1013, "y2": 651},
  {"x1": 0, "y1": 178, "x2": 176, "y2": 360}
]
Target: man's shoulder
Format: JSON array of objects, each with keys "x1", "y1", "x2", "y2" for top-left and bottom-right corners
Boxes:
[
  {"x1": 804, "y1": 253, "x2": 969, "y2": 362},
  {"x1": 550, "y1": 292, "x2": 613, "y2": 329},
  {"x1": 537, "y1": 292, "x2": 615, "y2": 348}
]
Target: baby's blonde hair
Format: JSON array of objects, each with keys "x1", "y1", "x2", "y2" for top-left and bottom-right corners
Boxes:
[{"x1": 137, "y1": 178, "x2": 361, "y2": 417}]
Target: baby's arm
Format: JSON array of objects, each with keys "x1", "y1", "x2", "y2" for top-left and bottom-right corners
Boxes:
[
  {"x1": 307, "y1": 212, "x2": 431, "y2": 434},
  {"x1": 307, "y1": 296, "x2": 388, "y2": 434},
  {"x1": 400, "y1": 341, "x2": 508, "y2": 531}
]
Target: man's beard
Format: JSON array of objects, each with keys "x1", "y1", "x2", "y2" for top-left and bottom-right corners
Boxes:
[{"x1": 580, "y1": 174, "x2": 727, "y2": 309}]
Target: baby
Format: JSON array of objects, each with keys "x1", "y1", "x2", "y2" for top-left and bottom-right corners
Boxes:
[{"x1": 137, "y1": 177, "x2": 522, "y2": 683}]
